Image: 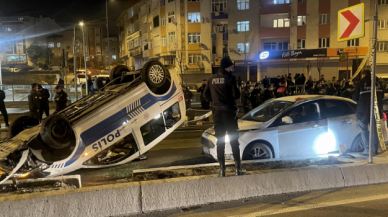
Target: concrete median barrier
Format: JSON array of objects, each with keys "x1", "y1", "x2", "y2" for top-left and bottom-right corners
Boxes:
[{"x1": 3, "y1": 162, "x2": 388, "y2": 216}]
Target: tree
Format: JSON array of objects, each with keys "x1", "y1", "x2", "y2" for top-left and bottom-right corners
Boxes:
[
  {"x1": 316, "y1": 58, "x2": 325, "y2": 79},
  {"x1": 26, "y1": 45, "x2": 53, "y2": 69}
]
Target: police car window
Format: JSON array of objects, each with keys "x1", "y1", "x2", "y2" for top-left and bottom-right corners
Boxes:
[
  {"x1": 163, "y1": 102, "x2": 181, "y2": 129},
  {"x1": 140, "y1": 114, "x2": 166, "y2": 146},
  {"x1": 323, "y1": 100, "x2": 354, "y2": 118},
  {"x1": 242, "y1": 101, "x2": 293, "y2": 122},
  {"x1": 276, "y1": 102, "x2": 321, "y2": 125}
]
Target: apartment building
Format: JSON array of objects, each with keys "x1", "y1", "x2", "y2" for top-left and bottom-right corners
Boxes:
[
  {"x1": 102, "y1": 37, "x2": 119, "y2": 67},
  {"x1": 0, "y1": 16, "x2": 63, "y2": 68}
]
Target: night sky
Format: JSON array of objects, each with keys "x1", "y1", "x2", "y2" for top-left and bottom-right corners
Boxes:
[{"x1": 0, "y1": 0, "x2": 131, "y2": 36}]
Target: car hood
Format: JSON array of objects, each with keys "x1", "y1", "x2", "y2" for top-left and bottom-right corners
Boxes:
[{"x1": 204, "y1": 120, "x2": 264, "y2": 135}]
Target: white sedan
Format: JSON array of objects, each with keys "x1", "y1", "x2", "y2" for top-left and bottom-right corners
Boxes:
[{"x1": 201, "y1": 95, "x2": 388, "y2": 161}]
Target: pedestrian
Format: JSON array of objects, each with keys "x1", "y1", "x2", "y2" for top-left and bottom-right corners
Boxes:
[
  {"x1": 182, "y1": 85, "x2": 193, "y2": 110},
  {"x1": 319, "y1": 74, "x2": 326, "y2": 83},
  {"x1": 0, "y1": 89, "x2": 9, "y2": 128},
  {"x1": 54, "y1": 85, "x2": 68, "y2": 112},
  {"x1": 325, "y1": 83, "x2": 337, "y2": 96},
  {"x1": 306, "y1": 76, "x2": 314, "y2": 91},
  {"x1": 276, "y1": 81, "x2": 288, "y2": 98},
  {"x1": 87, "y1": 75, "x2": 93, "y2": 94},
  {"x1": 262, "y1": 85, "x2": 275, "y2": 102},
  {"x1": 197, "y1": 79, "x2": 210, "y2": 110},
  {"x1": 307, "y1": 84, "x2": 318, "y2": 95},
  {"x1": 241, "y1": 81, "x2": 251, "y2": 114},
  {"x1": 38, "y1": 84, "x2": 50, "y2": 120},
  {"x1": 341, "y1": 85, "x2": 354, "y2": 99},
  {"x1": 28, "y1": 83, "x2": 40, "y2": 121},
  {"x1": 56, "y1": 75, "x2": 65, "y2": 89},
  {"x1": 287, "y1": 77, "x2": 295, "y2": 95},
  {"x1": 203, "y1": 56, "x2": 245, "y2": 177},
  {"x1": 262, "y1": 76, "x2": 269, "y2": 88},
  {"x1": 353, "y1": 70, "x2": 384, "y2": 156},
  {"x1": 250, "y1": 83, "x2": 262, "y2": 109}
]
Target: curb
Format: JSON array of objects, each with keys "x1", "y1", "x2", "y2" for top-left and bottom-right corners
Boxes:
[{"x1": 2, "y1": 162, "x2": 388, "y2": 216}]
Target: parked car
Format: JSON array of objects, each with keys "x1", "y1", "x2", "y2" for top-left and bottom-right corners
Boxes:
[
  {"x1": 201, "y1": 95, "x2": 388, "y2": 161},
  {"x1": 47, "y1": 66, "x2": 62, "y2": 71},
  {"x1": 76, "y1": 68, "x2": 92, "y2": 75},
  {"x1": 0, "y1": 60, "x2": 185, "y2": 184}
]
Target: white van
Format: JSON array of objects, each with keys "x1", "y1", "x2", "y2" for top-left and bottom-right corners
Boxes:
[{"x1": 0, "y1": 60, "x2": 186, "y2": 183}]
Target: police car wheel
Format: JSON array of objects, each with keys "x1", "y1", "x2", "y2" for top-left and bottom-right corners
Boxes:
[
  {"x1": 8, "y1": 116, "x2": 39, "y2": 138},
  {"x1": 143, "y1": 61, "x2": 167, "y2": 88},
  {"x1": 40, "y1": 114, "x2": 75, "y2": 149},
  {"x1": 110, "y1": 65, "x2": 130, "y2": 81}
]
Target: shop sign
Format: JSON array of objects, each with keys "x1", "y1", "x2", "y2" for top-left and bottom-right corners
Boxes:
[
  {"x1": 234, "y1": 60, "x2": 253, "y2": 66},
  {"x1": 258, "y1": 49, "x2": 327, "y2": 60}
]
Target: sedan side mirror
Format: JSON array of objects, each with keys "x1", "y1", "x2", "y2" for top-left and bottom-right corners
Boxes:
[{"x1": 282, "y1": 116, "x2": 293, "y2": 124}]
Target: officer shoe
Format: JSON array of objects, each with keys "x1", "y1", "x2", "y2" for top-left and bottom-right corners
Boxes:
[
  {"x1": 235, "y1": 160, "x2": 246, "y2": 176},
  {"x1": 219, "y1": 161, "x2": 226, "y2": 177}
]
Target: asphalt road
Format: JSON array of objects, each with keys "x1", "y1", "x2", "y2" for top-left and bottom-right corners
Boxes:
[
  {"x1": 129, "y1": 183, "x2": 388, "y2": 217},
  {"x1": 73, "y1": 125, "x2": 215, "y2": 187}
]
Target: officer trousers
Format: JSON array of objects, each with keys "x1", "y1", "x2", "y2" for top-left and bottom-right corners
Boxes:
[
  {"x1": 213, "y1": 110, "x2": 241, "y2": 162},
  {"x1": 31, "y1": 111, "x2": 40, "y2": 122},
  {"x1": 39, "y1": 103, "x2": 49, "y2": 120},
  {"x1": 359, "y1": 119, "x2": 379, "y2": 154},
  {"x1": 0, "y1": 102, "x2": 8, "y2": 125}
]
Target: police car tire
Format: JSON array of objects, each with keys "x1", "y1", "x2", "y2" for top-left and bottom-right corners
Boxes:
[
  {"x1": 40, "y1": 114, "x2": 75, "y2": 149},
  {"x1": 142, "y1": 60, "x2": 168, "y2": 89},
  {"x1": 110, "y1": 65, "x2": 130, "y2": 81},
  {"x1": 8, "y1": 116, "x2": 39, "y2": 138}
]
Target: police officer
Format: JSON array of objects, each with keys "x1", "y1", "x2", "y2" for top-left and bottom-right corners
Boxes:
[
  {"x1": 204, "y1": 56, "x2": 245, "y2": 177},
  {"x1": 353, "y1": 70, "x2": 384, "y2": 156},
  {"x1": 38, "y1": 84, "x2": 50, "y2": 120},
  {"x1": 54, "y1": 85, "x2": 68, "y2": 112},
  {"x1": 0, "y1": 89, "x2": 9, "y2": 128},
  {"x1": 28, "y1": 83, "x2": 40, "y2": 121}
]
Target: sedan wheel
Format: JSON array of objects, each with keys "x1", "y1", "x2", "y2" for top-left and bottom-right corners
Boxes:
[{"x1": 243, "y1": 143, "x2": 273, "y2": 160}]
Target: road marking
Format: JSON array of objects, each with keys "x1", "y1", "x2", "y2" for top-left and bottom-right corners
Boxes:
[{"x1": 231, "y1": 193, "x2": 388, "y2": 217}]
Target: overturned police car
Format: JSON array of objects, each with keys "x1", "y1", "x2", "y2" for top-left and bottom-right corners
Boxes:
[{"x1": 0, "y1": 60, "x2": 185, "y2": 184}]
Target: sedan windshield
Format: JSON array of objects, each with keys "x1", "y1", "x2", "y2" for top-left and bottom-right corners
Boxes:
[{"x1": 242, "y1": 100, "x2": 294, "y2": 122}]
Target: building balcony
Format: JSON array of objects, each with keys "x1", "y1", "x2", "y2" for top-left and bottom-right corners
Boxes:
[
  {"x1": 259, "y1": 4, "x2": 291, "y2": 15},
  {"x1": 260, "y1": 28, "x2": 290, "y2": 39},
  {"x1": 129, "y1": 46, "x2": 142, "y2": 57},
  {"x1": 211, "y1": 12, "x2": 228, "y2": 20}
]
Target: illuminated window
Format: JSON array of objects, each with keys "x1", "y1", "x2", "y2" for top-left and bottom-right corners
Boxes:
[
  {"x1": 237, "y1": 0, "x2": 249, "y2": 10},
  {"x1": 57, "y1": 43, "x2": 61, "y2": 48},
  {"x1": 297, "y1": 16, "x2": 306, "y2": 26},
  {"x1": 188, "y1": 13, "x2": 200, "y2": 23},
  {"x1": 212, "y1": 0, "x2": 227, "y2": 12},
  {"x1": 237, "y1": 43, "x2": 249, "y2": 53},
  {"x1": 274, "y1": 0, "x2": 290, "y2": 4},
  {"x1": 237, "y1": 21, "x2": 249, "y2": 32},
  {"x1": 48, "y1": 42, "x2": 54, "y2": 48},
  {"x1": 273, "y1": 18, "x2": 290, "y2": 28}
]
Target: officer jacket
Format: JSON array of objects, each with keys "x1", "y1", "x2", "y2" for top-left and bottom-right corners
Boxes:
[
  {"x1": 352, "y1": 74, "x2": 384, "y2": 123},
  {"x1": 28, "y1": 90, "x2": 40, "y2": 112},
  {"x1": 55, "y1": 91, "x2": 68, "y2": 112},
  {"x1": 38, "y1": 88, "x2": 50, "y2": 104},
  {"x1": 204, "y1": 69, "x2": 240, "y2": 112}
]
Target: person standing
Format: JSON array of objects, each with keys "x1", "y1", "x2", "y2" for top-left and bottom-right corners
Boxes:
[
  {"x1": 250, "y1": 83, "x2": 262, "y2": 109},
  {"x1": 0, "y1": 89, "x2": 9, "y2": 128},
  {"x1": 197, "y1": 79, "x2": 210, "y2": 110},
  {"x1": 353, "y1": 70, "x2": 384, "y2": 156},
  {"x1": 28, "y1": 83, "x2": 40, "y2": 121},
  {"x1": 182, "y1": 85, "x2": 193, "y2": 110},
  {"x1": 262, "y1": 85, "x2": 275, "y2": 102},
  {"x1": 262, "y1": 76, "x2": 269, "y2": 88},
  {"x1": 38, "y1": 85, "x2": 50, "y2": 120},
  {"x1": 241, "y1": 81, "x2": 251, "y2": 114},
  {"x1": 54, "y1": 85, "x2": 68, "y2": 112},
  {"x1": 204, "y1": 56, "x2": 245, "y2": 177}
]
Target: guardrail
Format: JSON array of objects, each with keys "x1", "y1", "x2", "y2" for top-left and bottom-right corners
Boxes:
[{"x1": 0, "y1": 85, "x2": 86, "y2": 103}]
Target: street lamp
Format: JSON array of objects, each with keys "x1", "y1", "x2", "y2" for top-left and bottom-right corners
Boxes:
[{"x1": 79, "y1": 21, "x2": 89, "y2": 95}]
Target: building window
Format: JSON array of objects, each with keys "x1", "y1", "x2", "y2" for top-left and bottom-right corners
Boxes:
[
  {"x1": 2, "y1": 26, "x2": 11, "y2": 32},
  {"x1": 57, "y1": 43, "x2": 61, "y2": 48},
  {"x1": 297, "y1": 39, "x2": 306, "y2": 49},
  {"x1": 161, "y1": 0, "x2": 166, "y2": 6},
  {"x1": 347, "y1": 39, "x2": 359, "y2": 47},
  {"x1": 237, "y1": 21, "x2": 249, "y2": 32},
  {"x1": 188, "y1": 12, "x2": 200, "y2": 23},
  {"x1": 237, "y1": 43, "x2": 249, "y2": 53},
  {"x1": 237, "y1": 0, "x2": 249, "y2": 10},
  {"x1": 162, "y1": 36, "x2": 167, "y2": 46},
  {"x1": 297, "y1": 16, "x2": 306, "y2": 26},
  {"x1": 153, "y1": 15, "x2": 160, "y2": 28},
  {"x1": 188, "y1": 54, "x2": 202, "y2": 64},
  {"x1": 378, "y1": 19, "x2": 387, "y2": 29},
  {"x1": 378, "y1": 41, "x2": 388, "y2": 51},
  {"x1": 273, "y1": 18, "x2": 290, "y2": 28},
  {"x1": 298, "y1": 0, "x2": 306, "y2": 2},
  {"x1": 129, "y1": 40, "x2": 134, "y2": 49},
  {"x1": 319, "y1": 14, "x2": 330, "y2": 24},
  {"x1": 274, "y1": 0, "x2": 290, "y2": 4},
  {"x1": 168, "y1": 31, "x2": 175, "y2": 43},
  {"x1": 18, "y1": 17, "x2": 23, "y2": 21},
  {"x1": 278, "y1": 42, "x2": 289, "y2": 50},
  {"x1": 263, "y1": 42, "x2": 276, "y2": 50},
  {"x1": 168, "y1": 11, "x2": 175, "y2": 23},
  {"x1": 378, "y1": 0, "x2": 388, "y2": 5},
  {"x1": 319, "y1": 38, "x2": 330, "y2": 48},
  {"x1": 112, "y1": 55, "x2": 117, "y2": 60},
  {"x1": 168, "y1": 0, "x2": 174, "y2": 3},
  {"x1": 212, "y1": 0, "x2": 227, "y2": 12},
  {"x1": 188, "y1": 33, "x2": 201, "y2": 43},
  {"x1": 161, "y1": 17, "x2": 166, "y2": 26},
  {"x1": 127, "y1": 8, "x2": 134, "y2": 19},
  {"x1": 127, "y1": 25, "x2": 132, "y2": 35},
  {"x1": 48, "y1": 42, "x2": 54, "y2": 48}
]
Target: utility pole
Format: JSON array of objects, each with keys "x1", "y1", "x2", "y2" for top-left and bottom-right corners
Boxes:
[
  {"x1": 106, "y1": 0, "x2": 111, "y2": 77},
  {"x1": 80, "y1": 21, "x2": 89, "y2": 95},
  {"x1": 73, "y1": 25, "x2": 78, "y2": 101},
  {"x1": 369, "y1": 3, "x2": 378, "y2": 163}
]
